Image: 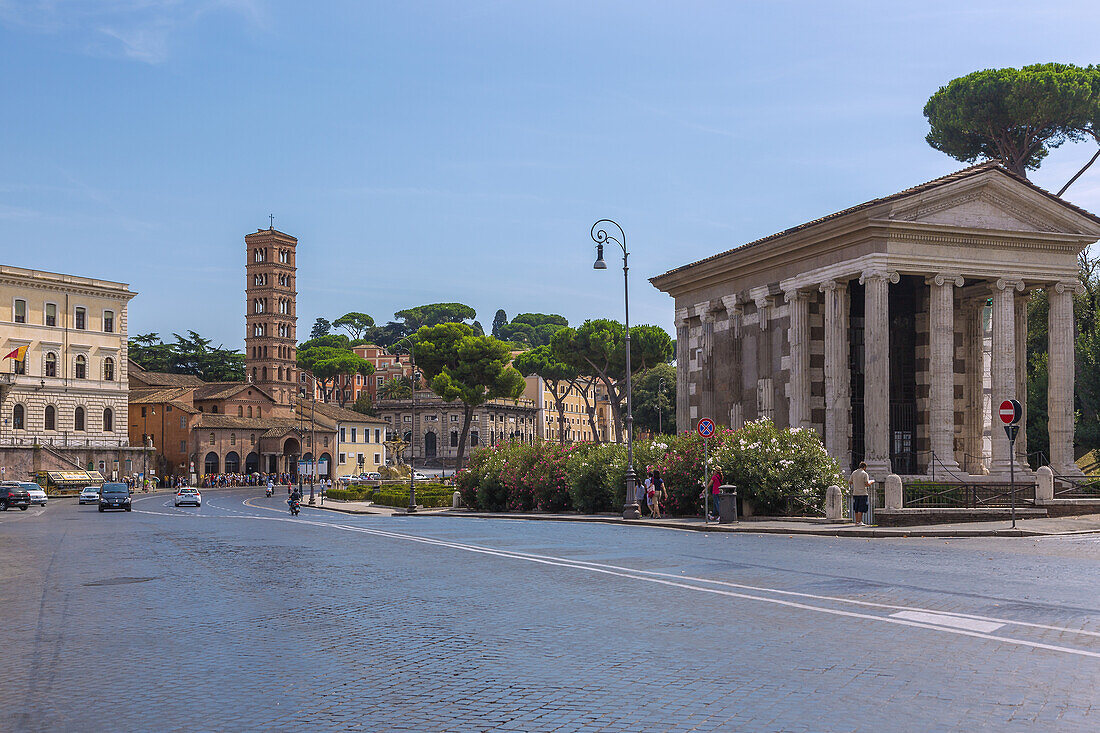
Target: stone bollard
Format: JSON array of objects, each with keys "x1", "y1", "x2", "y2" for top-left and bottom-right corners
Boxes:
[
  {"x1": 1035, "y1": 466, "x2": 1054, "y2": 502},
  {"x1": 885, "y1": 474, "x2": 903, "y2": 509},
  {"x1": 825, "y1": 485, "x2": 843, "y2": 519},
  {"x1": 452, "y1": 490, "x2": 463, "y2": 509}
]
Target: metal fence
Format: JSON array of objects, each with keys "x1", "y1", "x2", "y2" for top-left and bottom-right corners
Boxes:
[{"x1": 902, "y1": 481, "x2": 1035, "y2": 508}]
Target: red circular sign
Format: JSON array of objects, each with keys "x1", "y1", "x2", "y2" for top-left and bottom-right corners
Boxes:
[
  {"x1": 999, "y1": 400, "x2": 1017, "y2": 424},
  {"x1": 697, "y1": 418, "x2": 715, "y2": 437}
]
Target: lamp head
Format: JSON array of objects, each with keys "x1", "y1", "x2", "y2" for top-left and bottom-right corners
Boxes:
[{"x1": 593, "y1": 243, "x2": 607, "y2": 270}]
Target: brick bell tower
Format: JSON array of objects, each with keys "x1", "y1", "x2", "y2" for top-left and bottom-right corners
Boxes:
[{"x1": 245, "y1": 225, "x2": 298, "y2": 417}]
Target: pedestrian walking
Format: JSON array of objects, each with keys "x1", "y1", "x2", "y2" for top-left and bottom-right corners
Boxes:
[
  {"x1": 647, "y1": 471, "x2": 662, "y2": 519},
  {"x1": 708, "y1": 470, "x2": 722, "y2": 521},
  {"x1": 849, "y1": 461, "x2": 874, "y2": 525}
]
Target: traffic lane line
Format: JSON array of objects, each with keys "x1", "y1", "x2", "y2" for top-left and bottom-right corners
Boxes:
[
  {"x1": 232, "y1": 496, "x2": 1100, "y2": 641},
  {"x1": 130, "y1": 505, "x2": 1100, "y2": 659}
]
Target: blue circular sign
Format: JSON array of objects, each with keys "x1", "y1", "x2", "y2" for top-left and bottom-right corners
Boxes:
[{"x1": 697, "y1": 418, "x2": 715, "y2": 437}]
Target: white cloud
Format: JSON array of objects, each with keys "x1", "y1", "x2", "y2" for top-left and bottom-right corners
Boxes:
[{"x1": 0, "y1": 0, "x2": 265, "y2": 63}]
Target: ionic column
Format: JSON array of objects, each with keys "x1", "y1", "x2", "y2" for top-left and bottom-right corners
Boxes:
[
  {"x1": 674, "y1": 309, "x2": 690, "y2": 433},
  {"x1": 963, "y1": 299, "x2": 987, "y2": 474},
  {"x1": 1014, "y1": 292, "x2": 1029, "y2": 466},
  {"x1": 697, "y1": 302, "x2": 716, "y2": 423},
  {"x1": 785, "y1": 289, "x2": 810, "y2": 430},
  {"x1": 1048, "y1": 280, "x2": 1084, "y2": 474},
  {"x1": 820, "y1": 280, "x2": 850, "y2": 467},
  {"x1": 755, "y1": 294, "x2": 773, "y2": 421},
  {"x1": 927, "y1": 274, "x2": 963, "y2": 474},
  {"x1": 990, "y1": 278, "x2": 1025, "y2": 476},
  {"x1": 860, "y1": 270, "x2": 898, "y2": 477},
  {"x1": 721, "y1": 295, "x2": 744, "y2": 430}
]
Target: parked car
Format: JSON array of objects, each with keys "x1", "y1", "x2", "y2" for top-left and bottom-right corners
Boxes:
[
  {"x1": 174, "y1": 487, "x2": 202, "y2": 507},
  {"x1": 366, "y1": 472, "x2": 382, "y2": 481},
  {"x1": 21, "y1": 483, "x2": 48, "y2": 506},
  {"x1": 412, "y1": 471, "x2": 430, "y2": 481},
  {"x1": 0, "y1": 484, "x2": 31, "y2": 511},
  {"x1": 98, "y1": 483, "x2": 132, "y2": 512},
  {"x1": 79, "y1": 486, "x2": 100, "y2": 504}
]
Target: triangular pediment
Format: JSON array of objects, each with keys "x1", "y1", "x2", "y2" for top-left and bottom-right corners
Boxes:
[{"x1": 886, "y1": 171, "x2": 1100, "y2": 236}]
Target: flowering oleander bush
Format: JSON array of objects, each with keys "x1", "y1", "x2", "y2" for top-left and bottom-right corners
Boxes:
[
  {"x1": 453, "y1": 420, "x2": 841, "y2": 517},
  {"x1": 711, "y1": 419, "x2": 842, "y2": 515}
]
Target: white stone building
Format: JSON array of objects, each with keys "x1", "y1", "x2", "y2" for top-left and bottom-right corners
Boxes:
[
  {"x1": 0, "y1": 265, "x2": 144, "y2": 479},
  {"x1": 650, "y1": 163, "x2": 1100, "y2": 482}
]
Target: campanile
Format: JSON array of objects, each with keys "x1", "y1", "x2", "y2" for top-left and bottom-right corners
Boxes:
[{"x1": 244, "y1": 226, "x2": 298, "y2": 414}]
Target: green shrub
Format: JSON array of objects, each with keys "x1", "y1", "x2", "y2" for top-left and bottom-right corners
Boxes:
[
  {"x1": 373, "y1": 487, "x2": 453, "y2": 508},
  {"x1": 326, "y1": 486, "x2": 374, "y2": 502}
]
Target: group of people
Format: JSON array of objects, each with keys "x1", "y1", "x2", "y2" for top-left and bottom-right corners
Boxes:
[
  {"x1": 199, "y1": 472, "x2": 302, "y2": 489},
  {"x1": 636, "y1": 467, "x2": 667, "y2": 518}
]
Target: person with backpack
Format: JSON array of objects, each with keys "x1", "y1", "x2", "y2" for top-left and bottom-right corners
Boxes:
[
  {"x1": 647, "y1": 470, "x2": 663, "y2": 518},
  {"x1": 708, "y1": 470, "x2": 723, "y2": 521}
]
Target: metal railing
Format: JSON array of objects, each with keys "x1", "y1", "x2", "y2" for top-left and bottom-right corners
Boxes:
[{"x1": 902, "y1": 480, "x2": 1035, "y2": 508}]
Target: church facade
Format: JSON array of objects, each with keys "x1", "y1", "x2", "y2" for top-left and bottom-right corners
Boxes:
[{"x1": 650, "y1": 164, "x2": 1100, "y2": 482}]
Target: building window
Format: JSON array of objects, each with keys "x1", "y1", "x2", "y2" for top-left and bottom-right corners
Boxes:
[
  {"x1": 74, "y1": 307, "x2": 86, "y2": 330},
  {"x1": 74, "y1": 406, "x2": 85, "y2": 431},
  {"x1": 13, "y1": 353, "x2": 25, "y2": 374},
  {"x1": 12, "y1": 403, "x2": 24, "y2": 430},
  {"x1": 374, "y1": 429, "x2": 381, "y2": 443},
  {"x1": 250, "y1": 433, "x2": 256, "y2": 445},
  {"x1": 230, "y1": 433, "x2": 236, "y2": 445},
  {"x1": 44, "y1": 405, "x2": 56, "y2": 431},
  {"x1": 451, "y1": 415, "x2": 458, "y2": 422},
  {"x1": 471, "y1": 430, "x2": 479, "y2": 446},
  {"x1": 103, "y1": 357, "x2": 115, "y2": 381},
  {"x1": 374, "y1": 453, "x2": 381, "y2": 464},
  {"x1": 377, "y1": 376, "x2": 384, "y2": 387},
  {"x1": 180, "y1": 416, "x2": 186, "y2": 429},
  {"x1": 404, "y1": 415, "x2": 411, "y2": 422},
  {"x1": 180, "y1": 440, "x2": 186, "y2": 452},
  {"x1": 209, "y1": 433, "x2": 215, "y2": 444},
  {"x1": 450, "y1": 430, "x2": 458, "y2": 447},
  {"x1": 238, "y1": 405, "x2": 243, "y2": 417},
  {"x1": 351, "y1": 428, "x2": 357, "y2": 443},
  {"x1": 339, "y1": 427, "x2": 346, "y2": 442},
  {"x1": 339, "y1": 453, "x2": 346, "y2": 464},
  {"x1": 13, "y1": 299, "x2": 26, "y2": 323},
  {"x1": 103, "y1": 408, "x2": 113, "y2": 432},
  {"x1": 75, "y1": 355, "x2": 86, "y2": 379},
  {"x1": 103, "y1": 310, "x2": 114, "y2": 333},
  {"x1": 247, "y1": 406, "x2": 253, "y2": 417},
  {"x1": 256, "y1": 407, "x2": 261, "y2": 418},
  {"x1": 45, "y1": 303, "x2": 56, "y2": 327},
  {"x1": 211, "y1": 405, "x2": 218, "y2": 414}
]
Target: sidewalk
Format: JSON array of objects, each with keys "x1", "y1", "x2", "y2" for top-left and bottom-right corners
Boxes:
[{"x1": 314, "y1": 500, "x2": 1100, "y2": 537}]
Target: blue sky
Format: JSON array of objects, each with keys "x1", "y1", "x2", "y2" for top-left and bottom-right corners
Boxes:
[{"x1": 2, "y1": 1, "x2": 1099, "y2": 349}]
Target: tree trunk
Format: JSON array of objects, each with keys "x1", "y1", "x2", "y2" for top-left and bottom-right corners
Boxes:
[
  {"x1": 601, "y1": 376, "x2": 625, "y2": 443},
  {"x1": 455, "y1": 403, "x2": 474, "y2": 472},
  {"x1": 1058, "y1": 145, "x2": 1100, "y2": 197},
  {"x1": 574, "y1": 377, "x2": 602, "y2": 444},
  {"x1": 556, "y1": 396, "x2": 566, "y2": 446}
]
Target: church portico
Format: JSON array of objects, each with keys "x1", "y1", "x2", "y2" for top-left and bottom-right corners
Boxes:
[{"x1": 652, "y1": 163, "x2": 1100, "y2": 484}]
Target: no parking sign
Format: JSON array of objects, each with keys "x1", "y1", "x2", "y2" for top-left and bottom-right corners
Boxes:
[{"x1": 697, "y1": 418, "x2": 715, "y2": 438}]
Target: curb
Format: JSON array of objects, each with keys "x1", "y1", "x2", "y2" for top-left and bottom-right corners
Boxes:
[{"x1": 415, "y1": 511, "x2": 1050, "y2": 538}]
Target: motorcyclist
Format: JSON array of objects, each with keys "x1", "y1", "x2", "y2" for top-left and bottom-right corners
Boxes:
[
  {"x1": 266, "y1": 479, "x2": 274, "y2": 497},
  {"x1": 288, "y1": 486, "x2": 302, "y2": 513}
]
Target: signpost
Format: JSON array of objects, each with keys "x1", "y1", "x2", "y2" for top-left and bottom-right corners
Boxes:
[
  {"x1": 698, "y1": 419, "x2": 715, "y2": 523},
  {"x1": 999, "y1": 399, "x2": 1023, "y2": 529}
]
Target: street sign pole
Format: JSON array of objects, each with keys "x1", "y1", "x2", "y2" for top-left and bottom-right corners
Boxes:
[
  {"x1": 998, "y1": 400, "x2": 1023, "y2": 531},
  {"x1": 697, "y1": 418, "x2": 715, "y2": 524}
]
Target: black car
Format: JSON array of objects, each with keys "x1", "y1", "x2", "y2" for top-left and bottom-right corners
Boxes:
[
  {"x1": 0, "y1": 484, "x2": 31, "y2": 511},
  {"x1": 98, "y1": 483, "x2": 132, "y2": 512}
]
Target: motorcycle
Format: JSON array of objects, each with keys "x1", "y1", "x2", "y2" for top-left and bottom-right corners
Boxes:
[
  {"x1": 265, "y1": 486, "x2": 273, "y2": 497},
  {"x1": 288, "y1": 498, "x2": 300, "y2": 516}
]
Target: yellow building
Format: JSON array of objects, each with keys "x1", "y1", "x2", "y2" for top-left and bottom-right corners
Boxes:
[{"x1": 523, "y1": 375, "x2": 617, "y2": 444}]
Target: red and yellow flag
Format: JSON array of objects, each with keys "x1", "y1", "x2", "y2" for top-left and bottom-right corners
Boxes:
[{"x1": 4, "y1": 345, "x2": 28, "y2": 361}]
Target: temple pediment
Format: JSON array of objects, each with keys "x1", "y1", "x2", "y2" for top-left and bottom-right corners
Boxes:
[{"x1": 893, "y1": 191, "x2": 1054, "y2": 232}]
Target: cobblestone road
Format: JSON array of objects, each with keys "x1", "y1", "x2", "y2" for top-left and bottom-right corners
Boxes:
[{"x1": 3, "y1": 489, "x2": 1099, "y2": 731}]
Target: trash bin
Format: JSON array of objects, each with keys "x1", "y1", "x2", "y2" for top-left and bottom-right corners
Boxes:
[{"x1": 717, "y1": 485, "x2": 738, "y2": 524}]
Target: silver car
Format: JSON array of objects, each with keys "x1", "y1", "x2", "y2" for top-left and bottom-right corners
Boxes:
[
  {"x1": 174, "y1": 487, "x2": 202, "y2": 507},
  {"x1": 79, "y1": 486, "x2": 100, "y2": 504}
]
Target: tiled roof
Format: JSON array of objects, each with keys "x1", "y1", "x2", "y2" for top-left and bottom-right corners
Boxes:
[
  {"x1": 307, "y1": 401, "x2": 388, "y2": 425},
  {"x1": 654, "y1": 162, "x2": 1100, "y2": 280},
  {"x1": 128, "y1": 387, "x2": 198, "y2": 414},
  {"x1": 129, "y1": 368, "x2": 204, "y2": 388},
  {"x1": 192, "y1": 414, "x2": 298, "y2": 431},
  {"x1": 193, "y1": 382, "x2": 275, "y2": 402}
]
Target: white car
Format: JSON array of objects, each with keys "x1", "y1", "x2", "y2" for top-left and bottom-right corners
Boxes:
[
  {"x1": 21, "y1": 483, "x2": 48, "y2": 505},
  {"x1": 174, "y1": 487, "x2": 202, "y2": 507},
  {"x1": 78, "y1": 486, "x2": 100, "y2": 504}
]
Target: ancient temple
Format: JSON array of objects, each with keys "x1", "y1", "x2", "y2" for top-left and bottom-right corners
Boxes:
[{"x1": 650, "y1": 163, "x2": 1100, "y2": 481}]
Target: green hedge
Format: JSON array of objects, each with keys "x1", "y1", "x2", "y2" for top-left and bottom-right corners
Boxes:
[
  {"x1": 373, "y1": 486, "x2": 454, "y2": 509},
  {"x1": 326, "y1": 486, "x2": 374, "y2": 502}
]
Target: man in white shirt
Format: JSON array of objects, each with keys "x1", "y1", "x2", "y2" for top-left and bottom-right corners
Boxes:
[{"x1": 848, "y1": 461, "x2": 874, "y2": 525}]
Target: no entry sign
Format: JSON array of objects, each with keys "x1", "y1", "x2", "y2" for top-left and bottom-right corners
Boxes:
[
  {"x1": 998, "y1": 399, "x2": 1022, "y2": 425},
  {"x1": 697, "y1": 418, "x2": 715, "y2": 438}
]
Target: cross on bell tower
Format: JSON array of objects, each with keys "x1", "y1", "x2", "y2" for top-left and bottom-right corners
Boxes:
[{"x1": 245, "y1": 226, "x2": 298, "y2": 416}]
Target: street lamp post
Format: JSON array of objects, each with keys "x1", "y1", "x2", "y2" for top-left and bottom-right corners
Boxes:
[
  {"x1": 591, "y1": 219, "x2": 639, "y2": 520},
  {"x1": 407, "y1": 348, "x2": 419, "y2": 514}
]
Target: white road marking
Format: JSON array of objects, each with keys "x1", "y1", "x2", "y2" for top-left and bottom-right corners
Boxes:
[
  {"x1": 890, "y1": 611, "x2": 1004, "y2": 633},
  {"x1": 135, "y1": 500, "x2": 1100, "y2": 659}
]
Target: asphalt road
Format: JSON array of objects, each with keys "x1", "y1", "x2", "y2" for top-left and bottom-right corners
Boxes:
[{"x1": 2, "y1": 489, "x2": 1100, "y2": 732}]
